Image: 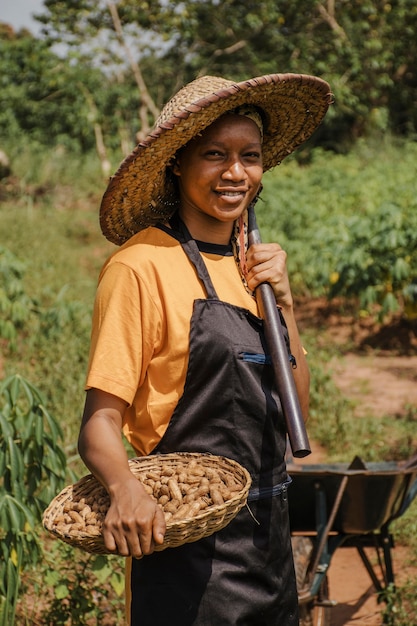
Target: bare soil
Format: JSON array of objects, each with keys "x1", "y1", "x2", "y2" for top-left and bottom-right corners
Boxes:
[{"x1": 294, "y1": 298, "x2": 417, "y2": 625}]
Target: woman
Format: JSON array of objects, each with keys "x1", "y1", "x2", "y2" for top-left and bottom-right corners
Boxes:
[{"x1": 78, "y1": 73, "x2": 331, "y2": 625}]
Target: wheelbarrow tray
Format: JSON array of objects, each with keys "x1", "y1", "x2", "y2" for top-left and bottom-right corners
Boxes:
[{"x1": 288, "y1": 459, "x2": 417, "y2": 534}]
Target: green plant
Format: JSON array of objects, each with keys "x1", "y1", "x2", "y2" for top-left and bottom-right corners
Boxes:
[
  {"x1": 380, "y1": 580, "x2": 417, "y2": 626},
  {"x1": 36, "y1": 545, "x2": 125, "y2": 626},
  {"x1": 0, "y1": 375, "x2": 67, "y2": 625},
  {"x1": 391, "y1": 497, "x2": 417, "y2": 556},
  {"x1": 328, "y1": 203, "x2": 417, "y2": 321},
  {"x1": 0, "y1": 247, "x2": 33, "y2": 350},
  {"x1": 259, "y1": 141, "x2": 417, "y2": 320},
  {"x1": 17, "y1": 541, "x2": 125, "y2": 625},
  {"x1": 297, "y1": 336, "x2": 353, "y2": 454}
]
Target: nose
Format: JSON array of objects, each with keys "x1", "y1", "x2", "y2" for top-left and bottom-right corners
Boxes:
[{"x1": 222, "y1": 159, "x2": 246, "y2": 181}]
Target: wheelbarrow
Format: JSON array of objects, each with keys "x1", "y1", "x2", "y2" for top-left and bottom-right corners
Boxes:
[{"x1": 287, "y1": 454, "x2": 417, "y2": 626}]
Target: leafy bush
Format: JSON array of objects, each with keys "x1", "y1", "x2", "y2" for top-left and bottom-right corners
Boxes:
[
  {"x1": 259, "y1": 140, "x2": 417, "y2": 320},
  {"x1": 21, "y1": 544, "x2": 125, "y2": 626},
  {"x1": 328, "y1": 202, "x2": 417, "y2": 320},
  {"x1": 0, "y1": 375, "x2": 67, "y2": 625}
]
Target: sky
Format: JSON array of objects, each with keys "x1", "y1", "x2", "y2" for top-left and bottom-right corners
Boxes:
[{"x1": 1, "y1": 0, "x2": 46, "y2": 34}]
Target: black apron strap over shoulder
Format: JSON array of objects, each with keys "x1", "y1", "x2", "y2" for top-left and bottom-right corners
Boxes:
[
  {"x1": 179, "y1": 239, "x2": 219, "y2": 301},
  {"x1": 167, "y1": 213, "x2": 219, "y2": 300}
]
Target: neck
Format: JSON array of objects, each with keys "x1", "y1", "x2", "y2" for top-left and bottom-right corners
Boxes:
[{"x1": 178, "y1": 210, "x2": 234, "y2": 245}]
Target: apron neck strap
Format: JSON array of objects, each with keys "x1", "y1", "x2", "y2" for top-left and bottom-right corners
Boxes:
[{"x1": 168, "y1": 213, "x2": 219, "y2": 300}]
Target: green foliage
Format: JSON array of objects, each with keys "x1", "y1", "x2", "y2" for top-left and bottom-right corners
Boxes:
[
  {"x1": 305, "y1": 348, "x2": 352, "y2": 452},
  {"x1": 0, "y1": 375, "x2": 67, "y2": 625},
  {"x1": 328, "y1": 203, "x2": 417, "y2": 321},
  {"x1": 17, "y1": 542, "x2": 125, "y2": 624},
  {"x1": 0, "y1": 177, "x2": 110, "y2": 448},
  {"x1": 0, "y1": 27, "x2": 140, "y2": 155},
  {"x1": 37, "y1": 546, "x2": 124, "y2": 625},
  {"x1": 0, "y1": 32, "x2": 91, "y2": 150},
  {"x1": 2, "y1": 0, "x2": 417, "y2": 156},
  {"x1": 0, "y1": 247, "x2": 33, "y2": 349},
  {"x1": 380, "y1": 578, "x2": 417, "y2": 626},
  {"x1": 258, "y1": 140, "x2": 417, "y2": 320}
]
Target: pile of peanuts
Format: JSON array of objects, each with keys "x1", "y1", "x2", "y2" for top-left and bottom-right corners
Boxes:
[
  {"x1": 53, "y1": 492, "x2": 109, "y2": 537},
  {"x1": 51, "y1": 459, "x2": 245, "y2": 537},
  {"x1": 140, "y1": 459, "x2": 244, "y2": 522}
]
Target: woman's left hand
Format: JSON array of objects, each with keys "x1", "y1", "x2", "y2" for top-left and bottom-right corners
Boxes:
[{"x1": 245, "y1": 243, "x2": 293, "y2": 309}]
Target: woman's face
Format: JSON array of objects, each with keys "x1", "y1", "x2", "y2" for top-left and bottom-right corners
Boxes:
[{"x1": 173, "y1": 114, "x2": 263, "y2": 239}]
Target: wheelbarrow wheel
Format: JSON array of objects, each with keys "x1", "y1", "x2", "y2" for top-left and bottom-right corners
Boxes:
[{"x1": 292, "y1": 536, "x2": 331, "y2": 626}]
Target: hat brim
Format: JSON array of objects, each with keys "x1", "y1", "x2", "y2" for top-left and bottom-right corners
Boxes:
[{"x1": 100, "y1": 73, "x2": 332, "y2": 244}]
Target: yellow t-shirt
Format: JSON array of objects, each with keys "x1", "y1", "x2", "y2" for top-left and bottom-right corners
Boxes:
[{"x1": 86, "y1": 226, "x2": 259, "y2": 455}]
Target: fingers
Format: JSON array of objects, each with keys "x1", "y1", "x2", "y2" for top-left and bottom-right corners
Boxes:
[
  {"x1": 153, "y1": 505, "x2": 167, "y2": 545},
  {"x1": 246, "y1": 243, "x2": 294, "y2": 308},
  {"x1": 247, "y1": 243, "x2": 285, "y2": 274},
  {"x1": 246, "y1": 243, "x2": 286, "y2": 285},
  {"x1": 102, "y1": 498, "x2": 166, "y2": 559}
]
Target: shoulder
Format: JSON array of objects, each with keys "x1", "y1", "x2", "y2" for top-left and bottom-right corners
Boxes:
[
  {"x1": 96, "y1": 226, "x2": 200, "y2": 307},
  {"x1": 98, "y1": 226, "x2": 188, "y2": 280}
]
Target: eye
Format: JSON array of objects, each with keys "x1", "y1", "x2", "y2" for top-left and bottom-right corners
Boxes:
[
  {"x1": 244, "y1": 151, "x2": 262, "y2": 161},
  {"x1": 205, "y1": 149, "x2": 224, "y2": 158}
]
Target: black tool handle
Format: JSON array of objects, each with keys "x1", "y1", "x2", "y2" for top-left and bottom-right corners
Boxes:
[{"x1": 247, "y1": 205, "x2": 311, "y2": 458}]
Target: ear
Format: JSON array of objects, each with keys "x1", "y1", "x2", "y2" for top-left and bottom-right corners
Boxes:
[{"x1": 171, "y1": 158, "x2": 181, "y2": 176}]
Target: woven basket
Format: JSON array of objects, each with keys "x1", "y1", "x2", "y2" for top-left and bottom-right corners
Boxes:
[{"x1": 42, "y1": 452, "x2": 251, "y2": 555}]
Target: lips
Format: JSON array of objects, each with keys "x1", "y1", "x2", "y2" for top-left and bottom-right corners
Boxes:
[{"x1": 215, "y1": 189, "x2": 247, "y2": 197}]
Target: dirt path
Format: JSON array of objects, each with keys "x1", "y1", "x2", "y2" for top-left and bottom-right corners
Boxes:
[{"x1": 330, "y1": 353, "x2": 417, "y2": 418}]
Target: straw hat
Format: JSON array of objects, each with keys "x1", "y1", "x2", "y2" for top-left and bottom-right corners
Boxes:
[{"x1": 100, "y1": 73, "x2": 332, "y2": 245}]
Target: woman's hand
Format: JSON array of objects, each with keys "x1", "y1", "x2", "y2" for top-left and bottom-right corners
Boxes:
[
  {"x1": 103, "y1": 476, "x2": 166, "y2": 559},
  {"x1": 245, "y1": 242, "x2": 310, "y2": 420},
  {"x1": 245, "y1": 243, "x2": 293, "y2": 309},
  {"x1": 78, "y1": 389, "x2": 166, "y2": 559}
]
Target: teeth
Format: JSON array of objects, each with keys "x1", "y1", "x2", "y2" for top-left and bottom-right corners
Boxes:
[{"x1": 219, "y1": 191, "x2": 243, "y2": 196}]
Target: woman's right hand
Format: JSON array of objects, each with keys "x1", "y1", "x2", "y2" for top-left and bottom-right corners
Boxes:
[
  {"x1": 78, "y1": 388, "x2": 166, "y2": 559},
  {"x1": 103, "y1": 476, "x2": 166, "y2": 559}
]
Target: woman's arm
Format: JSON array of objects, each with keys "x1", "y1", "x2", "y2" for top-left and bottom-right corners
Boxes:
[
  {"x1": 245, "y1": 242, "x2": 310, "y2": 421},
  {"x1": 78, "y1": 389, "x2": 166, "y2": 558}
]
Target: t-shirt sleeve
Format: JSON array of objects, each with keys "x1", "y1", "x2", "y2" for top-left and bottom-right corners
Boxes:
[{"x1": 85, "y1": 261, "x2": 161, "y2": 405}]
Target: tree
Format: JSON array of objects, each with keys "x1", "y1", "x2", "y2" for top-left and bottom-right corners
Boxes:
[
  {"x1": 3, "y1": 1, "x2": 417, "y2": 156},
  {"x1": 0, "y1": 26, "x2": 102, "y2": 151},
  {"x1": 35, "y1": 1, "x2": 417, "y2": 147}
]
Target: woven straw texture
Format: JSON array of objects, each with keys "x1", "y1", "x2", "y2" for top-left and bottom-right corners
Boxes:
[
  {"x1": 100, "y1": 73, "x2": 332, "y2": 244},
  {"x1": 42, "y1": 452, "x2": 252, "y2": 555}
]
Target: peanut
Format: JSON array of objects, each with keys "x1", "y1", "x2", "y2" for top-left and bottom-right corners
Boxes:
[
  {"x1": 161, "y1": 467, "x2": 175, "y2": 477},
  {"x1": 146, "y1": 471, "x2": 160, "y2": 482},
  {"x1": 168, "y1": 478, "x2": 183, "y2": 504},
  {"x1": 69, "y1": 510, "x2": 84, "y2": 525},
  {"x1": 187, "y1": 500, "x2": 202, "y2": 517},
  {"x1": 172, "y1": 503, "x2": 192, "y2": 520},
  {"x1": 164, "y1": 499, "x2": 180, "y2": 514},
  {"x1": 209, "y1": 485, "x2": 224, "y2": 506}
]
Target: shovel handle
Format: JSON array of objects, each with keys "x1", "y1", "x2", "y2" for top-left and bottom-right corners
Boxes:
[{"x1": 247, "y1": 205, "x2": 311, "y2": 458}]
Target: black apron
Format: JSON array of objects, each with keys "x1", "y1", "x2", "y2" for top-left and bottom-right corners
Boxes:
[{"x1": 130, "y1": 222, "x2": 299, "y2": 626}]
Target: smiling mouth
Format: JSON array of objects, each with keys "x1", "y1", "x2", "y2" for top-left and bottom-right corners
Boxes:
[{"x1": 216, "y1": 190, "x2": 246, "y2": 197}]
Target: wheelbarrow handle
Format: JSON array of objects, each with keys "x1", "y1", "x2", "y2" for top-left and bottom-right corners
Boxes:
[{"x1": 247, "y1": 205, "x2": 311, "y2": 458}]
